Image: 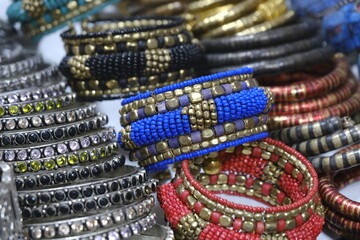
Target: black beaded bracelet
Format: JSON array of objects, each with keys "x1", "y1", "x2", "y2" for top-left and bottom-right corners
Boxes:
[
  {"x1": 201, "y1": 34, "x2": 324, "y2": 68},
  {"x1": 270, "y1": 116, "x2": 345, "y2": 145},
  {"x1": 202, "y1": 20, "x2": 319, "y2": 53},
  {"x1": 59, "y1": 43, "x2": 203, "y2": 80},
  {"x1": 15, "y1": 154, "x2": 126, "y2": 190}
]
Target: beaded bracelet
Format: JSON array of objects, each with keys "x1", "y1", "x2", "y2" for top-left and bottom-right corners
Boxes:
[
  {"x1": 21, "y1": 178, "x2": 158, "y2": 219},
  {"x1": 0, "y1": 53, "x2": 43, "y2": 78},
  {"x1": 202, "y1": 20, "x2": 318, "y2": 52},
  {"x1": 202, "y1": 34, "x2": 324, "y2": 68},
  {"x1": 270, "y1": 80, "x2": 360, "y2": 129},
  {"x1": 271, "y1": 76, "x2": 356, "y2": 114},
  {"x1": 0, "y1": 114, "x2": 108, "y2": 146},
  {"x1": 24, "y1": 195, "x2": 155, "y2": 239},
  {"x1": 0, "y1": 103, "x2": 97, "y2": 131},
  {"x1": 0, "y1": 65, "x2": 60, "y2": 93},
  {"x1": 18, "y1": 166, "x2": 145, "y2": 206},
  {"x1": 0, "y1": 92, "x2": 76, "y2": 118},
  {"x1": 270, "y1": 116, "x2": 345, "y2": 145},
  {"x1": 15, "y1": 153, "x2": 125, "y2": 190},
  {"x1": 119, "y1": 68, "x2": 273, "y2": 171},
  {"x1": 202, "y1": 46, "x2": 335, "y2": 77},
  {"x1": 265, "y1": 54, "x2": 349, "y2": 102},
  {"x1": 158, "y1": 138, "x2": 324, "y2": 239},
  {"x1": 59, "y1": 42, "x2": 203, "y2": 80},
  {"x1": 0, "y1": 128, "x2": 116, "y2": 162},
  {"x1": 0, "y1": 42, "x2": 23, "y2": 64}
]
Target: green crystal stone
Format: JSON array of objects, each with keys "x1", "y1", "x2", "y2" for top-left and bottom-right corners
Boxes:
[
  {"x1": 100, "y1": 148, "x2": 106, "y2": 157},
  {"x1": 22, "y1": 104, "x2": 33, "y2": 113},
  {"x1": 17, "y1": 162, "x2": 27, "y2": 173},
  {"x1": 56, "y1": 156, "x2": 67, "y2": 166},
  {"x1": 56, "y1": 99, "x2": 63, "y2": 108},
  {"x1": 68, "y1": 155, "x2": 78, "y2": 165},
  {"x1": 30, "y1": 161, "x2": 41, "y2": 171},
  {"x1": 80, "y1": 152, "x2": 89, "y2": 162},
  {"x1": 35, "y1": 102, "x2": 44, "y2": 112},
  {"x1": 90, "y1": 150, "x2": 98, "y2": 160},
  {"x1": 0, "y1": 107, "x2": 5, "y2": 116},
  {"x1": 44, "y1": 159, "x2": 55, "y2": 170},
  {"x1": 46, "y1": 100, "x2": 55, "y2": 110},
  {"x1": 9, "y1": 106, "x2": 19, "y2": 115}
]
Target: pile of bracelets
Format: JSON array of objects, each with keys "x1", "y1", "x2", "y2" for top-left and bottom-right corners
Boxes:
[
  {"x1": 118, "y1": 67, "x2": 274, "y2": 172},
  {"x1": 59, "y1": 16, "x2": 203, "y2": 100},
  {"x1": 117, "y1": 0, "x2": 294, "y2": 39},
  {"x1": 6, "y1": 0, "x2": 122, "y2": 39},
  {"x1": 0, "y1": 31, "x2": 173, "y2": 240},
  {"x1": 158, "y1": 138, "x2": 324, "y2": 239}
]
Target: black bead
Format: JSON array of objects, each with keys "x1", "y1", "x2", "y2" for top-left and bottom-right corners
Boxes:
[
  {"x1": 68, "y1": 171, "x2": 78, "y2": 181},
  {"x1": 26, "y1": 195, "x2": 37, "y2": 205},
  {"x1": 96, "y1": 185, "x2": 106, "y2": 195},
  {"x1": 55, "y1": 173, "x2": 66, "y2": 183},
  {"x1": 73, "y1": 202, "x2": 84, "y2": 212},
  {"x1": 112, "y1": 159, "x2": 120, "y2": 170},
  {"x1": 111, "y1": 193, "x2": 121, "y2": 203},
  {"x1": 45, "y1": 207, "x2": 56, "y2": 216},
  {"x1": 22, "y1": 208, "x2": 31, "y2": 219},
  {"x1": 88, "y1": 121, "x2": 94, "y2": 130},
  {"x1": 98, "y1": 197, "x2": 109, "y2": 207},
  {"x1": 33, "y1": 209, "x2": 42, "y2": 218},
  {"x1": 41, "y1": 131, "x2": 51, "y2": 140},
  {"x1": 132, "y1": 176, "x2": 137, "y2": 186},
  {"x1": 40, "y1": 175, "x2": 51, "y2": 185},
  {"x1": 40, "y1": 194, "x2": 50, "y2": 204},
  {"x1": 2, "y1": 136, "x2": 11, "y2": 145},
  {"x1": 151, "y1": 183, "x2": 156, "y2": 192},
  {"x1": 28, "y1": 133, "x2": 38, "y2": 143},
  {"x1": 26, "y1": 178, "x2": 36, "y2": 188},
  {"x1": 78, "y1": 123, "x2": 86, "y2": 133},
  {"x1": 96, "y1": 119, "x2": 101, "y2": 128},
  {"x1": 55, "y1": 191, "x2": 66, "y2": 201},
  {"x1": 83, "y1": 188, "x2": 93, "y2": 197},
  {"x1": 125, "y1": 192, "x2": 133, "y2": 202},
  {"x1": 68, "y1": 126, "x2": 76, "y2": 137},
  {"x1": 59, "y1": 204, "x2": 70, "y2": 214},
  {"x1": 119, "y1": 155, "x2": 125, "y2": 166},
  {"x1": 15, "y1": 179, "x2": 24, "y2": 189},
  {"x1": 92, "y1": 166, "x2": 101, "y2": 176},
  {"x1": 104, "y1": 163, "x2": 111, "y2": 172},
  {"x1": 121, "y1": 179, "x2": 129, "y2": 188},
  {"x1": 85, "y1": 200, "x2": 96, "y2": 210},
  {"x1": 69, "y1": 190, "x2": 80, "y2": 200},
  {"x1": 80, "y1": 168, "x2": 90, "y2": 178},
  {"x1": 110, "y1": 182, "x2": 118, "y2": 191},
  {"x1": 139, "y1": 174, "x2": 143, "y2": 184},
  {"x1": 15, "y1": 135, "x2": 25, "y2": 144},
  {"x1": 54, "y1": 129, "x2": 64, "y2": 139},
  {"x1": 135, "y1": 189, "x2": 142, "y2": 198}
]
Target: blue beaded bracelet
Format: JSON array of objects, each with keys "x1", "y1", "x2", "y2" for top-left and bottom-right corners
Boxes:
[{"x1": 119, "y1": 68, "x2": 274, "y2": 172}]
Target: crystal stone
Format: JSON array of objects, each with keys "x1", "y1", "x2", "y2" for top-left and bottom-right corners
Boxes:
[
  {"x1": 108, "y1": 231, "x2": 120, "y2": 240},
  {"x1": 30, "y1": 149, "x2": 41, "y2": 160},
  {"x1": 43, "y1": 226, "x2": 56, "y2": 238},
  {"x1": 5, "y1": 151, "x2": 15, "y2": 161},
  {"x1": 58, "y1": 224, "x2": 70, "y2": 236},
  {"x1": 17, "y1": 150, "x2": 28, "y2": 161},
  {"x1": 85, "y1": 219, "x2": 99, "y2": 230},
  {"x1": 131, "y1": 222, "x2": 141, "y2": 234},
  {"x1": 31, "y1": 117, "x2": 42, "y2": 127},
  {"x1": 100, "y1": 216, "x2": 110, "y2": 227},
  {"x1": 120, "y1": 226, "x2": 131, "y2": 238},
  {"x1": 56, "y1": 113, "x2": 66, "y2": 123},
  {"x1": 18, "y1": 118, "x2": 29, "y2": 129},
  {"x1": 81, "y1": 138, "x2": 90, "y2": 148},
  {"x1": 113, "y1": 211, "x2": 125, "y2": 223},
  {"x1": 5, "y1": 119, "x2": 16, "y2": 130},
  {"x1": 57, "y1": 143, "x2": 68, "y2": 154},
  {"x1": 69, "y1": 141, "x2": 80, "y2": 151},
  {"x1": 44, "y1": 116, "x2": 55, "y2": 125},
  {"x1": 91, "y1": 135, "x2": 100, "y2": 144},
  {"x1": 44, "y1": 147, "x2": 55, "y2": 158},
  {"x1": 126, "y1": 208, "x2": 136, "y2": 220},
  {"x1": 71, "y1": 222, "x2": 84, "y2": 234},
  {"x1": 31, "y1": 226, "x2": 42, "y2": 239}
]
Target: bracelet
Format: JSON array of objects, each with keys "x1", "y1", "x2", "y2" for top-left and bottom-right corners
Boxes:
[
  {"x1": 292, "y1": 124, "x2": 360, "y2": 157},
  {"x1": 24, "y1": 196, "x2": 155, "y2": 239},
  {"x1": 128, "y1": 224, "x2": 174, "y2": 240},
  {"x1": 1, "y1": 127, "x2": 116, "y2": 163},
  {"x1": 15, "y1": 153, "x2": 125, "y2": 190},
  {"x1": 19, "y1": 165, "x2": 145, "y2": 206},
  {"x1": 119, "y1": 68, "x2": 273, "y2": 171},
  {"x1": 202, "y1": 45, "x2": 335, "y2": 77},
  {"x1": 202, "y1": 20, "x2": 318, "y2": 52},
  {"x1": 0, "y1": 65, "x2": 61, "y2": 93},
  {"x1": 0, "y1": 80, "x2": 66, "y2": 105},
  {"x1": 0, "y1": 103, "x2": 97, "y2": 131},
  {"x1": 0, "y1": 92, "x2": 76, "y2": 118},
  {"x1": 0, "y1": 42, "x2": 23, "y2": 64},
  {"x1": 0, "y1": 114, "x2": 108, "y2": 146},
  {"x1": 271, "y1": 76, "x2": 356, "y2": 114},
  {"x1": 269, "y1": 116, "x2": 345, "y2": 145},
  {"x1": 202, "y1": 0, "x2": 288, "y2": 38},
  {"x1": 235, "y1": 10, "x2": 296, "y2": 36},
  {"x1": 269, "y1": 80, "x2": 360, "y2": 129},
  {"x1": 21, "y1": 178, "x2": 158, "y2": 219},
  {"x1": 202, "y1": 34, "x2": 324, "y2": 68},
  {"x1": 158, "y1": 138, "x2": 323, "y2": 239},
  {"x1": 59, "y1": 43, "x2": 203, "y2": 80},
  {"x1": 0, "y1": 53, "x2": 43, "y2": 78},
  {"x1": 0, "y1": 163, "x2": 22, "y2": 240},
  {"x1": 70, "y1": 69, "x2": 193, "y2": 100},
  {"x1": 265, "y1": 54, "x2": 349, "y2": 102}
]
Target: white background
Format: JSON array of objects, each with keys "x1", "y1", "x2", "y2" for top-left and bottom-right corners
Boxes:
[{"x1": 1, "y1": 1, "x2": 359, "y2": 239}]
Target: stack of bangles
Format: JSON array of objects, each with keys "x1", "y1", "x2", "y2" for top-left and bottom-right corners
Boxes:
[
  {"x1": 118, "y1": 68, "x2": 274, "y2": 172},
  {"x1": 198, "y1": 19, "x2": 334, "y2": 76},
  {"x1": 59, "y1": 16, "x2": 203, "y2": 100},
  {"x1": 6, "y1": 0, "x2": 122, "y2": 38},
  {"x1": 158, "y1": 138, "x2": 324, "y2": 239}
]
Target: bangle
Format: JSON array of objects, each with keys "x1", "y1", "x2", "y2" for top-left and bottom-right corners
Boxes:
[
  {"x1": 0, "y1": 65, "x2": 60, "y2": 93},
  {"x1": 202, "y1": 20, "x2": 318, "y2": 53},
  {"x1": 118, "y1": 68, "x2": 273, "y2": 171},
  {"x1": 269, "y1": 80, "x2": 360, "y2": 129},
  {"x1": 0, "y1": 163, "x2": 22, "y2": 240},
  {"x1": 129, "y1": 224, "x2": 174, "y2": 240},
  {"x1": 24, "y1": 196, "x2": 155, "y2": 239},
  {"x1": 0, "y1": 114, "x2": 108, "y2": 146},
  {"x1": 0, "y1": 103, "x2": 97, "y2": 131},
  {"x1": 158, "y1": 138, "x2": 323, "y2": 239},
  {"x1": 18, "y1": 165, "x2": 145, "y2": 206},
  {"x1": 21, "y1": 178, "x2": 158, "y2": 219},
  {"x1": 0, "y1": 80, "x2": 66, "y2": 105},
  {"x1": 0, "y1": 53, "x2": 43, "y2": 78},
  {"x1": 59, "y1": 43, "x2": 203, "y2": 80},
  {"x1": 270, "y1": 116, "x2": 345, "y2": 145},
  {"x1": 202, "y1": 45, "x2": 335, "y2": 77},
  {"x1": 271, "y1": 76, "x2": 356, "y2": 114},
  {"x1": 202, "y1": 34, "x2": 324, "y2": 68},
  {"x1": 0, "y1": 42, "x2": 23, "y2": 64},
  {"x1": 235, "y1": 10, "x2": 296, "y2": 36},
  {"x1": 0, "y1": 92, "x2": 76, "y2": 118},
  {"x1": 15, "y1": 153, "x2": 126, "y2": 190},
  {"x1": 265, "y1": 54, "x2": 349, "y2": 102}
]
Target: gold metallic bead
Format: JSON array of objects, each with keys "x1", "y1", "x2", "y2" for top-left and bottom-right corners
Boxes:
[
  {"x1": 202, "y1": 158, "x2": 221, "y2": 175},
  {"x1": 189, "y1": 92, "x2": 203, "y2": 104},
  {"x1": 242, "y1": 221, "x2": 255, "y2": 232},
  {"x1": 199, "y1": 207, "x2": 212, "y2": 221},
  {"x1": 219, "y1": 215, "x2": 233, "y2": 227},
  {"x1": 179, "y1": 135, "x2": 192, "y2": 146}
]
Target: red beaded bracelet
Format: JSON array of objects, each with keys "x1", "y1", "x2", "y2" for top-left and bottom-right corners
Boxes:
[
  {"x1": 271, "y1": 76, "x2": 355, "y2": 114},
  {"x1": 158, "y1": 138, "x2": 324, "y2": 239}
]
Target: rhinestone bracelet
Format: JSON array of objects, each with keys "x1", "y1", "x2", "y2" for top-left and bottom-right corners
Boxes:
[
  {"x1": 24, "y1": 196, "x2": 155, "y2": 239},
  {"x1": 15, "y1": 153, "x2": 126, "y2": 190},
  {"x1": 0, "y1": 103, "x2": 97, "y2": 131},
  {"x1": 0, "y1": 65, "x2": 60, "y2": 93},
  {"x1": 21, "y1": 178, "x2": 158, "y2": 219},
  {"x1": 127, "y1": 224, "x2": 174, "y2": 240},
  {"x1": 0, "y1": 52, "x2": 43, "y2": 78},
  {"x1": 12, "y1": 141, "x2": 119, "y2": 174},
  {"x1": 0, "y1": 42, "x2": 23, "y2": 64},
  {"x1": 0, "y1": 114, "x2": 108, "y2": 146},
  {"x1": 0, "y1": 80, "x2": 66, "y2": 105},
  {"x1": 0, "y1": 127, "x2": 116, "y2": 162},
  {"x1": 0, "y1": 92, "x2": 76, "y2": 117},
  {"x1": 18, "y1": 165, "x2": 146, "y2": 206}
]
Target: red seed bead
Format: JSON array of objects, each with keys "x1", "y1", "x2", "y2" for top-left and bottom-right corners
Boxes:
[
  {"x1": 228, "y1": 172, "x2": 236, "y2": 185},
  {"x1": 295, "y1": 214, "x2": 304, "y2": 227},
  {"x1": 284, "y1": 162, "x2": 294, "y2": 174},
  {"x1": 173, "y1": 177, "x2": 183, "y2": 188},
  {"x1": 245, "y1": 177, "x2": 255, "y2": 189},
  {"x1": 179, "y1": 189, "x2": 190, "y2": 203},
  {"x1": 233, "y1": 218, "x2": 243, "y2": 231},
  {"x1": 194, "y1": 201, "x2": 204, "y2": 214},
  {"x1": 256, "y1": 221, "x2": 265, "y2": 234},
  {"x1": 261, "y1": 182, "x2": 272, "y2": 196},
  {"x1": 277, "y1": 219, "x2": 286, "y2": 232},
  {"x1": 210, "y1": 174, "x2": 218, "y2": 184}
]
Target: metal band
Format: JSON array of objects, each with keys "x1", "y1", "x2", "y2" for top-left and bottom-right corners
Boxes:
[{"x1": 0, "y1": 53, "x2": 43, "y2": 79}]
